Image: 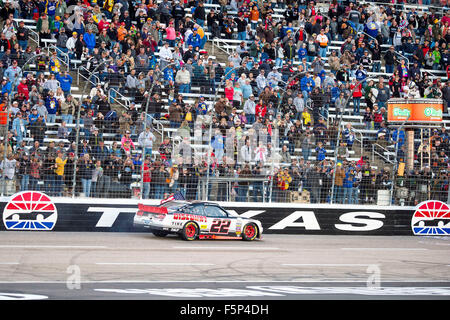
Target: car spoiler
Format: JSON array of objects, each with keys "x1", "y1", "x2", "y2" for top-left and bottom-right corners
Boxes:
[{"x1": 138, "y1": 203, "x2": 168, "y2": 214}]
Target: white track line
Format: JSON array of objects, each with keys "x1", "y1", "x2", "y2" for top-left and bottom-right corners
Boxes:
[
  {"x1": 282, "y1": 264, "x2": 375, "y2": 267},
  {"x1": 95, "y1": 262, "x2": 215, "y2": 266},
  {"x1": 0, "y1": 245, "x2": 107, "y2": 249},
  {"x1": 340, "y1": 248, "x2": 428, "y2": 251}
]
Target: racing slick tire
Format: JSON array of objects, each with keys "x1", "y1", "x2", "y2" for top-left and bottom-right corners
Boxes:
[
  {"x1": 242, "y1": 223, "x2": 258, "y2": 241},
  {"x1": 181, "y1": 221, "x2": 199, "y2": 241},
  {"x1": 152, "y1": 230, "x2": 169, "y2": 237}
]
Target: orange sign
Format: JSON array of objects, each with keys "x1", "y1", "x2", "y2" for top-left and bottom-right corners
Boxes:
[{"x1": 387, "y1": 99, "x2": 443, "y2": 123}]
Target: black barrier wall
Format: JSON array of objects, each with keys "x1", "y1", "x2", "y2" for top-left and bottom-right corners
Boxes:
[{"x1": 0, "y1": 197, "x2": 419, "y2": 236}]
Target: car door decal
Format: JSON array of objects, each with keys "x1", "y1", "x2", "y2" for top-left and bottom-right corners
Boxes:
[{"x1": 210, "y1": 219, "x2": 231, "y2": 234}]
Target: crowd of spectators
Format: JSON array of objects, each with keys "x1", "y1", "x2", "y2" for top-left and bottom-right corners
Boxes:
[{"x1": 0, "y1": 0, "x2": 448, "y2": 205}]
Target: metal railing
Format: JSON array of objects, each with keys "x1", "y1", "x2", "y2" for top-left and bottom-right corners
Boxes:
[{"x1": 372, "y1": 143, "x2": 395, "y2": 164}]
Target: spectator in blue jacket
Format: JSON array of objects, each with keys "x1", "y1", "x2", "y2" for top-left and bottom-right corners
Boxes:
[
  {"x1": 315, "y1": 142, "x2": 326, "y2": 161},
  {"x1": 343, "y1": 168, "x2": 356, "y2": 204},
  {"x1": 297, "y1": 43, "x2": 308, "y2": 61},
  {"x1": 1, "y1": 78, "x2": 12, "y2": 96},
  {"x1": 300, "y1": 72, "x2": 315, "y2": 103},
  {"x1": 56, "y1": 71, "x2": 73, "y2": 96},
  {"x1": 343, "y1": 123, "x2": 356, "y2": 151},
  {"x1": 187, "y1": 29, "x2": 201, "y2": 51},
  {"x1": 83, "y1": 29, "x2": 96, "y2": 54},
  {"x1": 391, "y1": 128, "x2": 405, "y2": 150},
  {"x1": 28, "y1": 107, "x2": 40, "y2": 125},
  {"x1": 45, "y1": 91, "x2": 59, "y2": 123}
]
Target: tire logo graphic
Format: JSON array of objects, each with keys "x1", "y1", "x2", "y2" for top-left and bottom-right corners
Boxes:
[
  {"x1": 412, "y1": 200, "x2": 450, "y2": 236},
  {"x1": 2, "y1": 191, "x2": 57, "y2": 231}
]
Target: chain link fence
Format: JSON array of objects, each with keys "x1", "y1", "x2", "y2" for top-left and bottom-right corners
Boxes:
[{"x1": 1, "y1": 36, "x2": 448, "y2": 206}]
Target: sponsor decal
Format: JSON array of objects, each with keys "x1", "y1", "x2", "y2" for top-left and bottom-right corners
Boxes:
[
  {"x1": 173, "y1": 213, "x2": 207, "y2": 223},
  {"x1": 0, "y1": 201, "x2": 416, "y2": 235},
  {"x1": 2, "y1": 191, "x2": 57, "y2": 231},
  {"x1": 387, "y1": 99, "x2": 444, "y2": 123},
  {"x1": 412, "y1": 200, "x2": 450, "y2": 236}
]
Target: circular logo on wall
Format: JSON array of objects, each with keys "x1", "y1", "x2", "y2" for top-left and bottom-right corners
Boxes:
[
  {"x1": 411, "y1": 200, "x2": 450, "y2": 236},
  {"x1": 2, "y1": 191, "x2": 57, "y2": 231}
]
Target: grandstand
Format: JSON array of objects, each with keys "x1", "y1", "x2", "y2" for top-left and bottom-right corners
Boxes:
[{"x1": 0, "y1": 0, "x2": 448, "y2": 206}]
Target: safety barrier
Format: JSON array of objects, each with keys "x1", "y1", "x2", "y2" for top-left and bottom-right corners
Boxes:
[{"x1": 1, "y1": 193, "x2": 446, "y2": 236}]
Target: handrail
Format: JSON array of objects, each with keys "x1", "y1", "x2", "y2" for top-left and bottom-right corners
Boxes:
[
  {"x1": 371, "y1": 143, "x2": 394, "y2": 164},
  {"x1": 108, "y1": 87, "x2": 130, "y2": 110},
  {"x1": 211, "y1": 37, "x2": 234, "y2": 56},
  {"x1": 108, "y1": 85, "x2": 165, "y2": 140},
  {"x1": 24, "y1": 25, "x2": 40, "y2": 47},
  {"x1": 77, "y1": 66, "x2": 100, "y2": 86}
]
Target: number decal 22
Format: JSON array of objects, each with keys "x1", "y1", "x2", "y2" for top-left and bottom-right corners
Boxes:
[{"x1": 210, "y1": 219, "x2": 231, "y2": 233}]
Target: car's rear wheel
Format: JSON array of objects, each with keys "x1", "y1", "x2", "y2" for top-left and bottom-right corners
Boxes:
[
  {"x1": 152, "y1": 230, "x2": 168, "y2": 237},
  {"x1": 242, "y1": 223, "x2": 258, "y2": 241},
  {"x1": 181, "y1": 222, "x2": 199, "y2": 241}
]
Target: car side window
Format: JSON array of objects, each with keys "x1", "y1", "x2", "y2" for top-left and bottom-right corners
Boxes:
[
  {"x1": 204, "y1": 205, "x2": 228, "y2": 218},
  {"x1": 183, "y1": 204, "x2": 205, "y2": 216}
]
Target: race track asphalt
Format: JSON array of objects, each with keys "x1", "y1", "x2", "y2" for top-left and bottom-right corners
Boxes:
[{"x1": 0, "y1": 231, "x2": 449, "y2": 301}]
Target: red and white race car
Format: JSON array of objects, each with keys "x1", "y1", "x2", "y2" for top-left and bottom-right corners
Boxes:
[{"x1": 133, "y1": 200, "x2": 263, "y2": 241}]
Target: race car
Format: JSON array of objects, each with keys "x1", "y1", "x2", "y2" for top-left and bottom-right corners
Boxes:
[{"x1": 133, "y1": 200, "x2": 263, "y2": 241}]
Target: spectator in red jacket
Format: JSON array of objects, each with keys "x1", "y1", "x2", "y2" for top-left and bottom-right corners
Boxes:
[
  {"x1": 17, "y1": 78, "x2": 29, "y2": 101},
  {"x1": 255, "y1": 99, "x2": 267, "y2": 119},
  {"x1": 350, "y1": 79, "x2": 362, "y2": 115}
]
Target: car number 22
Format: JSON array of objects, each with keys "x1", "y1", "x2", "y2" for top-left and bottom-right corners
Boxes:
[{"x1": 210, "y1": 219, "x2": 231, "y2": 233}]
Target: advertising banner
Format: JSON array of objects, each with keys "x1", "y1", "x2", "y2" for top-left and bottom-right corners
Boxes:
[
  {"x1": 387, "y1": 98, "x2": 443, "y2": 123},
  {"x1": 2, "y1": 192, "x2": 447, "y2": 236}
]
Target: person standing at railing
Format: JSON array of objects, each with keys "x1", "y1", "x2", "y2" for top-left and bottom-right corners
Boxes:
[
  {"x1": 36, "y1": 12, "x2": 55, "y2": 47},
  {"x1": 16, "y1": 20, "x2": 29, "y2": 51},
  {"x1": 78, "y1": 153, "x2": 94, "y2": 198},
  {"x1": 54, "y1": 150, "x2": 66, "y2": 197},
  {"x1": 12, "y1": 111, "x2": 28, "y2": 147},
  {"x1": 65, "y1": 31, "x2": 77, "y2": 59}
]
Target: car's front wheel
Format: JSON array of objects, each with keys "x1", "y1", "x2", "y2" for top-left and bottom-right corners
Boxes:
[
  {"x1": 181, "y1": 222, "x2": 199, "y2": 241},
  {"x1": 242, "y1": 223, "x2": 258, "y2": 241}
]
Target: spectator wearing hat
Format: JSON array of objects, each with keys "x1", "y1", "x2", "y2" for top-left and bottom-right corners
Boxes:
[
  {"x1": 4, "y1": 60, "x2": 22, "y2": 91},
  {"x1": 138, "y1": 125, "x2": 156, "y2": 159},
  {"x1": 17, "y1": 20, "x2": 29, "y2": 51},
  {"x1": 186, "y1": 28, "x2": 201, "y2": 51},
  {"x1": 383, "y1": 46, "x2": 396, "y2": 74},
  {"x1": 66, "y1": 31, "x2": 78, "y2": 59}
]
